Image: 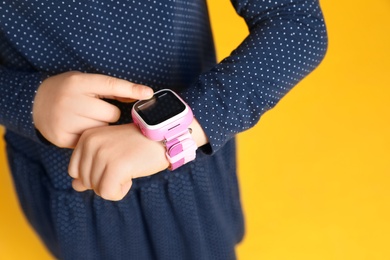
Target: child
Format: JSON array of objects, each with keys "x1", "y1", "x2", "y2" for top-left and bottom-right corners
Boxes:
[{"x1": 0, "y1": 0, "x2": 327, "y2": 259}]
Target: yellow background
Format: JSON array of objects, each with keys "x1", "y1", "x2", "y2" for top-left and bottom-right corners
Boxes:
[{"x1": 1, "y1": 0, "x2": 389, "y2": 259}]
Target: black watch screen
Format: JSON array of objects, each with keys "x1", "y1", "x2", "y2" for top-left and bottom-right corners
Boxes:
[{"x1": 133, "y1": 89, "x2": 186, "y2": 126}]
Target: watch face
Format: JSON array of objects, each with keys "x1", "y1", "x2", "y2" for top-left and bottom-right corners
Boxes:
[{"x1": 134, "y1": 89, "x2": 186, "y2": 126}]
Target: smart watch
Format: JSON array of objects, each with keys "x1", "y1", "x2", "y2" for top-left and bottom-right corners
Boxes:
[{"x1": 131, "y1": 89, "x2": 197, "y2": 170}]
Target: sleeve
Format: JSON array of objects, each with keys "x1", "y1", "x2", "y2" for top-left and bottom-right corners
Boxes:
[
  {"x1": 0, "y1": 67, "x2": 47, "y2": 143},
  {"x1": 181, "y1": 0, "x2": 328, "y2": 154}
]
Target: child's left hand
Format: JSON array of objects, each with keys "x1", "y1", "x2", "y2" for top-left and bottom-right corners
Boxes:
[{"x1": 68, "y1": 124, "x2": 169, "y2": 201}]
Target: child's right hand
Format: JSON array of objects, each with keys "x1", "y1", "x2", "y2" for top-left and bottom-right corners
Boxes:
[{"x1": 32, "y1": 71, "x2": 153, "y2": 148}]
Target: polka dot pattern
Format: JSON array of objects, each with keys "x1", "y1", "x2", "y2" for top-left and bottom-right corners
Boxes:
[
  {"x1": 182, "y1": 0, "x2": 328, "y2": 153},
  {"x1": 0, "y1": 0, "x2": 327, "y2": 259}
]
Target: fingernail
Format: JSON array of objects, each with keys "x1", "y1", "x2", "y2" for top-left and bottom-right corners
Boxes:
[{"x1": 143, "y1": 87, "x2": 154, "y2": 97}]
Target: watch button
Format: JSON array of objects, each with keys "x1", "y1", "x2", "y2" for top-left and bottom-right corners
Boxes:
[{"x1": 167, "y1": 143, "x2": 183, "y2": 157}]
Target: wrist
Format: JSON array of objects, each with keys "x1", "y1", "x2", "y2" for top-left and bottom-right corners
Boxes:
[
  {"x1": 189, "y1": 118, "x2": 209, "y2": 148},
  {"x1": 132, "y1": 89, "x2": 208, "y2": 170}
]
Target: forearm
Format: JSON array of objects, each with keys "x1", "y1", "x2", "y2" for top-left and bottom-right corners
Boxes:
[{"x1": 182, "y1": 0, "x2": 328, "y2": 154}]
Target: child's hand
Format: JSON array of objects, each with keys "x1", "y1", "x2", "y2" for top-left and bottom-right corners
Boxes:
[
  {"x1": 67, "y1": 124, "x2": 170, "y2": 201},
  {"x1": 33, "y1": 71, "x2": 153, "y2": 148}
]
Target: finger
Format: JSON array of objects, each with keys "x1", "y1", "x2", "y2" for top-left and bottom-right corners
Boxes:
[
  {"x1": 68, "y1": 139, "x2": 83, "y2": 179},
  {"x1": 87, "y1": 74, "x2": 154, "y2": 100},
  {"x1": 66, "y1": 116, "x2": 108, "y2": 135},
  {"x1": 98, "y1": 169, "x2": 130, "y2": 201},
  {"x1": 72, "y1": 179, "x2": 89, "y2": 192},
  {"x1": 48, "y1": 112, "x2": 110, "y2": 149},
  {"x1": 90, "y1": 152, "x2": 107, "y2": 192},
  {"x1": 77, "y1": 143, "x2": 94, "y2": 190},
  {"x1": 76, "y1": 97, "x2": 121, "y2": 123},
  {"x1": 60, "y1": 133, "x2": 80, "y2": 149},
  {"x1": 42, "y1": 131, "x2": 80, "y2": 149},
  {"x1": 113, "y1": 97, "x2": 137, "y2": 103}
]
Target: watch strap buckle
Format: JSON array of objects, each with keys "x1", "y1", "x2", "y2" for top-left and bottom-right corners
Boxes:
[{"x1": 165, "y1": 130, "x2": 197, "y2": 170}]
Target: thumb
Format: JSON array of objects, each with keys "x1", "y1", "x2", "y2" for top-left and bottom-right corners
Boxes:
[{"x1": 87, "y1": 74, "x2": 154, "y2": 100}]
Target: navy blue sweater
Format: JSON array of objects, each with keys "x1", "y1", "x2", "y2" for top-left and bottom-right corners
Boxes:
[{"x1": 0, "y1": 0, "x2": 327, "y2": 259}]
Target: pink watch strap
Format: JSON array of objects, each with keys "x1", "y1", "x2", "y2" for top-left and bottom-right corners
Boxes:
[{"x1": 165, "y1": 130, "x2": 197, "y2": 170}]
